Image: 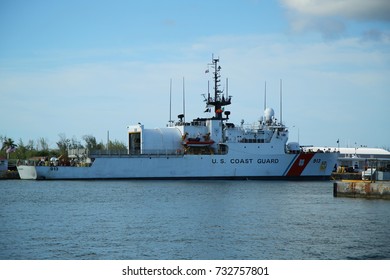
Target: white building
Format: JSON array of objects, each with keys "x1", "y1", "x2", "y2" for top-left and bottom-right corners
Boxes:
[{"x1": 306, "y1": 147, "x2": 390, "y2": 172}]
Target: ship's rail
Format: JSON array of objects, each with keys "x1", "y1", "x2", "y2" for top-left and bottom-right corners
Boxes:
[{"x1": 90, "y1": 149, "x2": 184, "y2": 158}]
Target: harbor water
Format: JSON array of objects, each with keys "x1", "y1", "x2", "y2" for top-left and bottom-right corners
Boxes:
[{"x1": 0, "y1": 180, "x2": 389, "y2": 260}]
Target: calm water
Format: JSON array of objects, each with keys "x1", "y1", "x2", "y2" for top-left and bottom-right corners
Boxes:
[{"x1": 0, "y1": 179, "x2": 389, "y2": 260}]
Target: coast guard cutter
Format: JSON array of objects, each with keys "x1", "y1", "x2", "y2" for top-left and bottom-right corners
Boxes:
[{"x1": 17, "y1": 57, "x2": 338, "y2": 180}]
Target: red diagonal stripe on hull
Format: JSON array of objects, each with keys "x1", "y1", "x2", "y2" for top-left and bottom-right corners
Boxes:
[{"x1": 286, "y1": 153, "x2": 315, "y2": 176}]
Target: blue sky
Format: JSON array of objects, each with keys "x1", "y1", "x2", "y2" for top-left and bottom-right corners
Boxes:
[{"x1": 1, "y1": 0, "x2": 389, "y2": 149}]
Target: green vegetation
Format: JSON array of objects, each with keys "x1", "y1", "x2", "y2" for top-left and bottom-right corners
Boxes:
[
  {"x1": 1, "y1": 137, "x2": 17, "y2": 159},
  {"x1": 0, "y1": 134, "x2": 127, "y2": 160}
]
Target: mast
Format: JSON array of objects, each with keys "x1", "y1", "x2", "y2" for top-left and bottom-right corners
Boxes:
[
  {"x1": 206, "y1": 57, "x2": 231, "y2": 119},
  {"x1": 107, "y1": 130, "x2": 110, "y2": 150},
  {"x1": 264, "y1": 81, "x2": 267, "y2": 111},
  {"x1": 280, "y1": 79, "x2": 282, "y2": 124},
  {"x1": 168, "y1": 78, "x2": 173, "y2": 127},
  {"x1": 182, "y1": 77, "x2": 186, "y2": 123}
]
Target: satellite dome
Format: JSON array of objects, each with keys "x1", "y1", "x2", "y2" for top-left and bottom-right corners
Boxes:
[{"x1": 264, "y1": 107, "x2": 274, "y2": 122}]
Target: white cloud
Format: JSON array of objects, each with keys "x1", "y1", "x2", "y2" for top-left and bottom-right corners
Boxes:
[
  {"x1": 280, "y1": 0, "x2": 390, "y2": 39},
  {"x1": 281, "y1": 0, "x2": 390, "y2": 21}
]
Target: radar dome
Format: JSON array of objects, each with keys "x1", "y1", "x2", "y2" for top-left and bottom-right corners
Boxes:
[{"x1": 264, "y1": 107, "x2": 274, "y2": 122}]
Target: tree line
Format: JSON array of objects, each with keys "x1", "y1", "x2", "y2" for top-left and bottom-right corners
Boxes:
[{"x1": 0, "y1": 134, "x2": 126, "y2": 160}]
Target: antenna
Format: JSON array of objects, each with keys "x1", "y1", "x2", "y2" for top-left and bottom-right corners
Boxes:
[
  {"x1": 208, "y1": 80, "x2": 210, "y2": 100},
  {"x1": 280, "y1": 79, "x2": 283, "y2": 124},
  {"x1": 226, "y1": 78, "x2": 229, "y2": 99},
  {"x1": 264, "y1": 81, "x2": 267, "y2": 111},
  {"x1": 168, "y1": 78, "x2": 173, "y2": 127},
  {"x1": 182, "y1": 77, "x2": 186, "y2": 123}
]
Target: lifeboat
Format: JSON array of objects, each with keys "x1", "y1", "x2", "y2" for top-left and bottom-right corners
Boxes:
[{"x1": 183, "y1": 138, "x2": 215, "y2": 147}]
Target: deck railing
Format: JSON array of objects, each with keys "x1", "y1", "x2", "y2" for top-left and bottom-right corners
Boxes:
[{"x1": 90, "y1": 149, "x2": 184, "y2": 158}]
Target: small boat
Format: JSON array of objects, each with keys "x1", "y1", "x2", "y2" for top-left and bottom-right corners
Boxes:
[{"x1": 184, "y1": 140, "x2": 215, "y2": 147}]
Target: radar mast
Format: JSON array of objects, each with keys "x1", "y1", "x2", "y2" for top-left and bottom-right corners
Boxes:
[{"x1": 206, "y1": 57, "x2": 231, "y2": 119}]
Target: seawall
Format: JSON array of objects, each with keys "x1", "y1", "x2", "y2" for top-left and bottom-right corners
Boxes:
[
  {"x1": 333, "y1": 180, "x2": 390, "y2": 199},
  {"x1": 0, "y1": 170, "x2": 20, "y2": 179}
]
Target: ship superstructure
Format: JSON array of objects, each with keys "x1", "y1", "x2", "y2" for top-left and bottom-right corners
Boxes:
[
  {"x1": 128, "y1": 58, "x2": 289, "y2": 157},
  {"x1": 17, "y1": 57, "x2": 338, "y2": 180}
]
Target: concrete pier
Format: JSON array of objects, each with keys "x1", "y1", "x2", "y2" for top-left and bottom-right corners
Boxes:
[{"x1": 333, "y1": 180, "x2": 390, "y2": 199}]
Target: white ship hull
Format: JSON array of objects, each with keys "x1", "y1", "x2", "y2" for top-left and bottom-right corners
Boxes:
[{"x1": 17, "y1": 151, "x2": 337, "y2": 180}]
